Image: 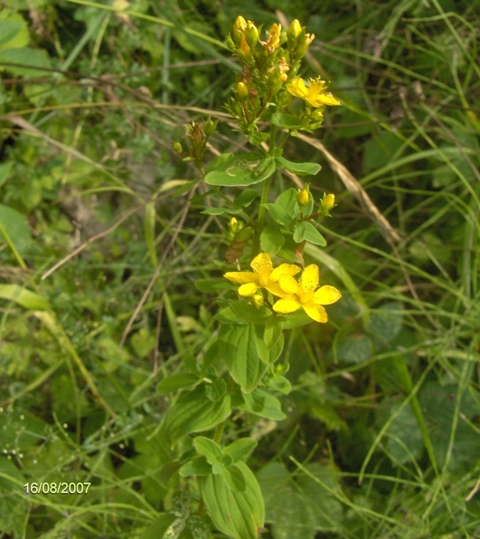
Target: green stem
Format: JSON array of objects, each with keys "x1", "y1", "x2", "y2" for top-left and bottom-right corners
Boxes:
[{"x1": 251, "y1": 128, "x2": 276, "y2": 257}]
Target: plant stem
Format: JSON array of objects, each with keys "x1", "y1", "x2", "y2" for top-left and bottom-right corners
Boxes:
[{"x1": 251, "y1": 128, "x2": 276, "y2": 257}]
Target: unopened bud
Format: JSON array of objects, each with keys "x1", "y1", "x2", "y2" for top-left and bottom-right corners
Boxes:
[
  {"x1": 204, "y1": 118, "x2": 217, "y2": 136},
  {"x1": 228, "y1": 217, "x2": 239, "y2": 234},
  {"x1": 239, "y1": 35, "x2": 251, "y2": 57},
  {"x1": 245, "y1": 22, "x2": 259, "y2": 48},
  {"x1": 297, "y1": 188, "x2": 310, "y2": 205},
  {"x1": 235, "y1": 81, "x2": 249, "y2": 100},
  {"x1": 172, "y1": 141, "x2": 183, "y2": 154},
  {"x1": 232, "y1": 15, "x2": 247, "y2": 45},
  {"x1": 289, "y1": 19, "x2": 302, "y2": 39},
  {"x1": 320, "y1": 193, "x2": 336, "y2": 216}
]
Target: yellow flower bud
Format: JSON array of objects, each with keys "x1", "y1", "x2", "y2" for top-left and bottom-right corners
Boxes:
[
  {"x1": 320, "y1": 193, "x2": 336, "y2": 216},
  {"x1": 323, "y1": 193, "x2": 335, "y2": 211},
  {"x1": 235, "y1": 81, "x2": 249, "y2": 100},
  {"x1": 232, "y1": 15, "x2": 247, "y2": 45},
  {"x1": 239, "y1": 35, "x2": 251, "y2": 57},
  {"x1": 297, "y1": 188, "x2": 310, "y2": 205},
  {"x1": 289, "y1": 19, "x2": 302, "y2": 39}
]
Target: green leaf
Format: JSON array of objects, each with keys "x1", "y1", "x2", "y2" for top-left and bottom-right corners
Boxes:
[
  {"x1": 263, "y1": 317, "x2": 283, "y2": 350},
  {"x1": 195, "y1": 278, "x2": 231, "y2": 292},
  {"x1": 205, "y1": 153, "x2": 275, "y2": 187},
  {"x1": 335, "y1": 334, "x2": 373, "y2": 364},
  {"x1": 0, "y1": 47, "x2": 51, "y2": 77},
  {"x1": 163, "y1": 385, "x2": 231, "y2": 445},
  {"x1": 275, "y1": 156, "x2": 321, "y2": 176},
  {"x1": 0, "y1": 11, "x2": 29, "y2": 50},
  {"x1": 369, "y1": 302, "x2": 403, "y2": 345},
  {"x1": 201, "y1": 206, "x2": 242, "y2": 216},
  {"x1": 0, "y1": 203, "x2": 31, "y2": 254},
  {"x1": 178, "y1": 456, "x2": 212, "y2": 477},
  {"x1": 218, "y1": 324, "x2": 267, "y2": 393},
  {"x1": 301, "y1": 221, "x2": 327, "y2": 246},
  {"x1": 229, "y1": 300, "x2": 272, "y2": 324},
  {"x1": 275, "y1": 188, "x2": 299, "y2": 214},
  {"x1": 0, "y1": 284, "x2": 50, "y2": 310},
  {"x1": 266, "y1": 374, "x2": 291, "y2": 395},
  {"x1": 156, "y1": 373, "x2": 200, "y2": 395},
  {"x1": 221, "y1": 463, "x2": 247, "y2": 492},
  {"x1": 195, "y1": 437, "x2": 223, "y2": 465},
  {"x1": 293, "y1": 221, "x2": 306, "y2": 243},
  {"x1": 262, "y1": 203, "x2": 292, "y2": 227},
  {"x1": 235, "y1": 189, "x2": 259, "y2": 208},
  {"x1": 224, "y1": 438, "x2": 258, "y2": 463},
  {"x1": 260, "y1": 224, "x2": 285, "y2": 254},
  {"x1": 271, "y1": 113, "x2": 311, "y2": 129},
  {"x1": 0, "y1": 21, "x2": 25, "y2": 49},
  {"x1": 199, "y1": 461, "x2": 264, "y2": 539},
  {"x1": 240, "y1": 388, "x2": 286, "y2": 420},
  {"x1": 205, "y1": 378, "x2": 227, "y2": 402}
]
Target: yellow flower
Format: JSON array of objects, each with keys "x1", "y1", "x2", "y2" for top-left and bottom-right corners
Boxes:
[
  {"x1": 286, "y1": 77, "x2": 341, "y2": 108},
  {"x1": 224, "y1": 253, "x2": 300, "y2": 297},
  {"x1": 273, "y1": 264, "x2": 341, "y2": 323}
]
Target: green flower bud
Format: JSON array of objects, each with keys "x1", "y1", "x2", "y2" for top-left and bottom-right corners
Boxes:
[
  {"x1": 245, "y1": 21, "x2": 259, "y2": 48},
  {"x1": 172, "y1": 141, "x2": 183, "y2": 154}
]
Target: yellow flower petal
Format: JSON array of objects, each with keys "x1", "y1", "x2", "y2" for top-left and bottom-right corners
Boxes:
[
  {"x1": 303, "y1": 303, "x2": 328, "y2": 323},
  {"x1": 315, "y1": 93, "x2": 341, "y2": 106},
  {"x1": 224, "y1": 271, "x2": 257, "y2": 284},
  {"x1": 300, "y1": 265, "x2": 319, "y2": 291},
  {"x1": 265, "y1": 282, "x2": 290, "y2": 298},
  {"x1": 278, "y1": 274, "x2": 300, "y2": 295},
  {"x1": 238, "y1": 282, "x2": 258, "y2": 296},
  {"x1": 273, "y1": 297, "x2": 302, "y2": 314},
  {"x1": 313, "y1": 285, "x2": 342, "y2": 305},
  {"x1": 286, "y1": 78, "x2": 308, "y2": 99},
  {"x1": 270, "y1": 263, "x2": 301, "y2": 281},
  {"x1": 251, "y1": 253, "x2": 273, "y2": 275}
]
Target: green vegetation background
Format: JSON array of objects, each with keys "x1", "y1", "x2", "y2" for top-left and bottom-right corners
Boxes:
[{"x1": 1, "y1": 0, "x2": 479, "y2": 537}]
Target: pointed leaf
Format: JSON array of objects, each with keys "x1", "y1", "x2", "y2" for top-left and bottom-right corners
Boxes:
[
  {"x1": 0, "y1": 284, "x2": 49, "y2": 311},
  {"x1": 275, "y1": 156, "x2": 321, "y2": 176}
]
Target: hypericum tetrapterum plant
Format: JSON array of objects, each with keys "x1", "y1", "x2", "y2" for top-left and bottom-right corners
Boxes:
[{"x1": 159, "y1": 17, "x2": 342, "y2": 539}]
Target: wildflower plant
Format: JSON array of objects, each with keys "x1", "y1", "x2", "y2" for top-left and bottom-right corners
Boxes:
[{"x1": 165, "y1": 17, "x2": 342, "y2": 538}]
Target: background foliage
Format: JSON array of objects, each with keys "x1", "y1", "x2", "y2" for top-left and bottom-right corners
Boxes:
[{"x1": 1, "y1": 0, "x2": 480, "y2": 537}]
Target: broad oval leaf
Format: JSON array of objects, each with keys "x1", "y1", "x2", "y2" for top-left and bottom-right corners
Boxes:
[
  {"x1": 199, "y1": 461, "x2": 264, "y2": 539},
  {"x1": 218, "y1": 324, "x2": 267, "y2": 393},
  {"x1": 163, "y1": 385, "x2": 231, "y2": 446}
]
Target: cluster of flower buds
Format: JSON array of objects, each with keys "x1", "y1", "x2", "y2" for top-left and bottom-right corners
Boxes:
[
  {"x1": 225, "y1": 16, "x2": 340, "y2": 138},
  {"x1": 172, "y1": 118, "x2": 217, "y2": 170},
  {"x1": 225, "y1": 17, "x2": 319, "y2": 139}
]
